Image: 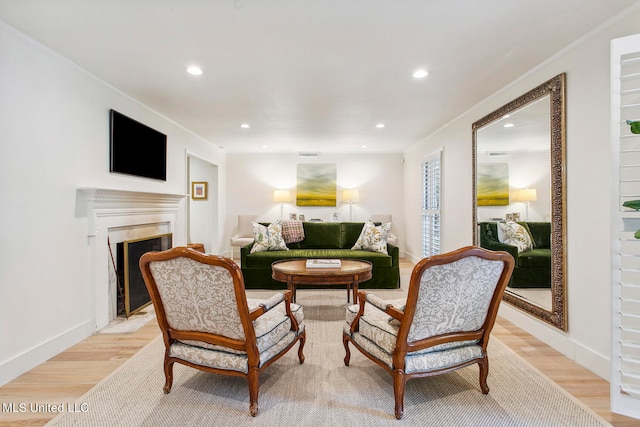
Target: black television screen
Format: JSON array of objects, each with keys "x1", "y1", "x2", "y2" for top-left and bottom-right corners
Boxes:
[{"x1": 110, "y1": 109, "x2": 167, "y2": 181}]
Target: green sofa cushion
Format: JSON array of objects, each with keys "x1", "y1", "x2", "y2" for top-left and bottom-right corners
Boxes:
[
  {"x1": 517, "y1": 249, "x2": 551, "y2": 268},
  {"x1": 242, "y1": 250, "x2": 291, "y2": 268},
  {"x1": 340, "y1": 222, "x2": 366, "y2": 248},
  {"x1": 243, "y1": 249, "x2": 393, "y2": 269},
  {"x1": 300, "y1": 222, "x2": 341, "y2": 249},
  {"x1": 526, "y1": 222, "x2": 551, "y2": 249}
]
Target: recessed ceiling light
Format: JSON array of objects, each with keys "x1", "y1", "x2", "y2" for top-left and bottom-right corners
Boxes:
[
  {"x1": 412, "y1": 69, "x2": 429, "y2": 79},
  {"x1": 261, "y1": 145, "x2": 268, "y2": 149},
  {"x1": 240, "y1": 123, "x2": 251, "y2": 129},
  {"x1": 504, "y1": 123, "x2": 515, "y2": 128},
  {"x1": 376, "y1": 123, "x2": 385, "y2": 128},
  {"x1": 186, "y1": 65, "x2": 203, "y2": 76},
  {"x1": 361, "y1": 145, "x2": 368, "y2": 148}
]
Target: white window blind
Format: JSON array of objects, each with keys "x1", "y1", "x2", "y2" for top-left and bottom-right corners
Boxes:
[
  {"x1": 612, "y1": 34, "x2": 640, "y2": 420},
  {"x1": 422, "y1": 151, "x2": 441, "y2": 257}
]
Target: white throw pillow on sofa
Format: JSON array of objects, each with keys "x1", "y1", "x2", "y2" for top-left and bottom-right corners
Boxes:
[
  {"x1": 250, "y1": 221, "x2": 289, "y2": 253},
  {"x1": 352, "y1": 221, "x2": 391, "y2": 254},
  {"x1": 497, "y1": 221, "x2": 533, "y2": 253}
]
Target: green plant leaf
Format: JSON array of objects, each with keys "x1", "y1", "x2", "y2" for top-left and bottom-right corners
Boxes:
[
  {"x1": 623, "y1": 200, "x2": 640, "y2": 210},
  {"x1": 626, "y1": 120, "x2": 640, "y2": 134}
]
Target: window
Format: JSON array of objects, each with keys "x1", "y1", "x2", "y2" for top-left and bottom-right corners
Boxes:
[{"x1": 422, "y1": 151, "x2": 441, "y2": 257}]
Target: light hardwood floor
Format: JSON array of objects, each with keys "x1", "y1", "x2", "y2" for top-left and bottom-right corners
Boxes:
[{"x1": 0, "y1": 260, "x2": 638, "y2": 426}]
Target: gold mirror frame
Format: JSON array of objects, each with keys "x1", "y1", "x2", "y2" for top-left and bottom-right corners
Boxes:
[{"x1": 472, "y1": 73, "x2": 567, "y2": 331}]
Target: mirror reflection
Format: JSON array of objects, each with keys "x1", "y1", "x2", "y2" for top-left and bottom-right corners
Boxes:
[
  {"x1": 476, "y1": 96, "x2": 552, "y2": 310},
  {"x1": 472, "y1": 73, "x2": 567, "y2": 331}
]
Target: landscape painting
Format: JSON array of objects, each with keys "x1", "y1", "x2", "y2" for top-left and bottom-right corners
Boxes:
[
  {"x1": 296, "y1": 163, "x2": 337, "y2": 206},
  {"x1": 477, "y1": 163, "x2": 509, "y2": 206}
]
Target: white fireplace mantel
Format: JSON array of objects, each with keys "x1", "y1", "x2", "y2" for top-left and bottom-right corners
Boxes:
[
  {"x1": 77, "y1": 188, "x2": 187, "y2": 330},
  {"x1": 77, "y1": 188, "x2": 186, "y2": 237}
]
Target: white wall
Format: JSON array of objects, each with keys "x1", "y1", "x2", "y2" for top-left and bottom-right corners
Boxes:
[
  {"x1": 403, "y1": 6, "x2": 640, "y2": 379},
  {"x1": 225, "y1": 152, "x2": 405, "y2": 254},
  {"x1": 0, "y1": 22, "x2": 226, "y2": 385}
]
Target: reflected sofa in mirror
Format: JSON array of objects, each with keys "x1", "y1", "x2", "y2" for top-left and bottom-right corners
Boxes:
[{"x1": 472, "y1": 73, "x2": 567, "y2": 331}]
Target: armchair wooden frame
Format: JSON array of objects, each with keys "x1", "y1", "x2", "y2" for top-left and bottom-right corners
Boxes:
[
  {"x1": 139, "y1": 247, "x2": 306, "y2": 416},
  {"x1": 343, "y1": 246, "x2": 514, "y2": 419}
]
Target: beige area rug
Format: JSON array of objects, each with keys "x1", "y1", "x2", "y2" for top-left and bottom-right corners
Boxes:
[{"x1": 48, "y1": 290, "x2": 610, "y2": 427}]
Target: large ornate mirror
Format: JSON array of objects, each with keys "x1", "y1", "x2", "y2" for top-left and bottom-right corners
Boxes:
[{"x1": 472, "y1": 73, "x2": 567, "y2": 330}]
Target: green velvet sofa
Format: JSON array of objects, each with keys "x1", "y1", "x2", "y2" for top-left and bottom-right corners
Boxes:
[
  {"x1": 240, "y1": 222, "x2": 400, "y2": 290},
  {"x1": 478, "y1": 221, "x2": 551, "y2": 288}
]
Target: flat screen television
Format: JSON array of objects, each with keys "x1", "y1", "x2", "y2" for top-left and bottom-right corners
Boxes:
[{"x1": 110, "y1": 109, "x2": 167, "y2": 181}]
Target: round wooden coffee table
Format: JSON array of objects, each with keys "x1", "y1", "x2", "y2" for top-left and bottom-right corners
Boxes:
[{"x1": 271, "y1": 259, "x2": 372, "y2": 304}]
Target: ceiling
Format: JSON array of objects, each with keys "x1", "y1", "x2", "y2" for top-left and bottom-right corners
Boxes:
[
  {"x1": 0, "y1": 0, "x2": 637, "y2": 154},
  {"x1": 477, "y1": 96, "x2": 550, "y2": 154}
]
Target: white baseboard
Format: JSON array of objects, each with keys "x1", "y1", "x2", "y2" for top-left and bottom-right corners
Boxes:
[
  {"x1": 573, "y1": 337, "x2": 611, "y2": 381},
  {"x1": 0, "y1": 319, "x2": 93, "y2": 386},
  {"x1": 403, "y1": 251, "x2": 421, "y2": 264}
]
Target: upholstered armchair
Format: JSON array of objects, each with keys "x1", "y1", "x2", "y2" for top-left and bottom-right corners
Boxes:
[
  {"x1": 230, "y1": 214, "x2": 257, "y2": 261},
  {"x1": 139, "y1": 247, "x2": 306, "y2": 417},
  {"x1": 343, "y1": 246, "x2": 514, "y2": 419}
]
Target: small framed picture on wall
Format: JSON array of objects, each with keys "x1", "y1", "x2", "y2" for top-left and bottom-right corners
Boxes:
[{"x1": 191, "y1": 182, "x2": 208, "y2": 200}]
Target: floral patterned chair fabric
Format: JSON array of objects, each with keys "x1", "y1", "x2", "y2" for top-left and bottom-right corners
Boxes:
[
  {"x1": 343, "y1": 246, "x2": 514, "y2": 419},
  {"x1": 139, "y1": 247, "x2": 306, "y2": 417}
]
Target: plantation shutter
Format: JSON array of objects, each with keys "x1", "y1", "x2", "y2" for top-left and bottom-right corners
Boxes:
[
  {"x1": 422, "y1": 151, "x2": 441, "y2": 257},
  {"x1": 611, "y1": 33, "x2": 640, "y2": 420}
]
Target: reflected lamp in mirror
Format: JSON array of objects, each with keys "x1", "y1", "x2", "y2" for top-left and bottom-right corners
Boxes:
[
  {"x1": 342, "y1": 189, "x2": 360, "y2": 221},
  {"x1": 516, "y1": 188, "x2": 537, "y2": 220},
  {"x1": 274, "y1": 190, "x2": 291, "y2": 220}
]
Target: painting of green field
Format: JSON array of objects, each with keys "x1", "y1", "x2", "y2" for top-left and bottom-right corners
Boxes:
[
  {"x1": 477, "y1": 163, "x2": 509, "y2": 206},
  {"x1": 296, "y1": 163, "x2": 336, "y2": 206}
]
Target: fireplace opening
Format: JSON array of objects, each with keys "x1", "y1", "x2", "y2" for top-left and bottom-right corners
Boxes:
[{"x1": 116, "y1": 233, "x2": 172, "y2": 316}]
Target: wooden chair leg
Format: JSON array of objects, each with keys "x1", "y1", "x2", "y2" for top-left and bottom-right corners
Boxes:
[
  {"x1": 478, "y1": 357, "x2": 490, "y2": 394},
  {"x1": 393, "y1": 370, "x2": 406, "y2": 420},
  {"x1": 298, "y1": 331, "x2": 306, "y2": 364},
  {"x1": 342, "y1": 335, "x2": 351, "y2": 366},
  {"x1": 163, "y1": 356, "x2": 174, "y2": 394},
  {"x1": 248, "y1": 368, "x2": 260, "y2": 417}
]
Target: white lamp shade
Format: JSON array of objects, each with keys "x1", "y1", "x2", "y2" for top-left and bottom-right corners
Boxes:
[
  {"x1": 518, "y1": 188, "x2": 537, "y2": 202},
  {"x1": 342, "y1": 189, "x2": 360, "y2": 203},
  {"x1": 273, "y1": 190, "x2": 291, "y2": 203}
]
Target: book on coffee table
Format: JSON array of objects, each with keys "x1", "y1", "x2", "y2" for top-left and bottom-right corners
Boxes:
[{"x1": 306, "y1": 259, "x2": 342, "y2": 269}]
